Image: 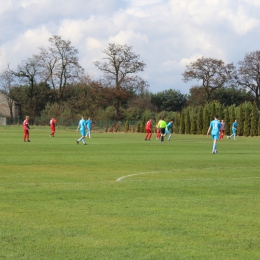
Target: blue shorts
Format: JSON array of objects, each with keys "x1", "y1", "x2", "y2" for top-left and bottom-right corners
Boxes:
[
  {"x1": 165, "y1": 129, "x2": 171, "y2": 135},
  {"x1": 211, "y1": 134, "x2": 219, "y2": 140},
  {"x1": 80, "y1": 129, "x2": 86, "y2": 136}
]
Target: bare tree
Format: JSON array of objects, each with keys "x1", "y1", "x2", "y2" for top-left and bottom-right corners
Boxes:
[
  {"x1": 8, "y1": 57, "x2": 41, "y2": 119},
  {"x1": 0, "y1": 69, "x2": 17, "y2": 122},
  {"x1": 94, "y1": 43, "x2": 147, "y2": 119},
  {"x1": 37, "y1": 35, "x2": 84, "y2": 103},
  {"x1": 182, "y1": 57, "x2": 235, "y2": 101},
  {"x1": 236, "y1": 50, "x2": 260, "y2": 108}
]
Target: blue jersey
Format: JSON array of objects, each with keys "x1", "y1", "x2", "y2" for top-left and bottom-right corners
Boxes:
[
  {"x1": 166, "y1": 122, "x2": 173, "y2": 130},
  {"x1": 85, "y1": 119, "x2": 92, "y2": 130},
  {"x1": 232, "y1": 122, "x2": 238, "y2": 131},
  {"x1": 78, "y1": 119, "x2": 86, "y2": 131},
  {"x1": 210, "y1": 119, "x2": 221, "y2": 136}
]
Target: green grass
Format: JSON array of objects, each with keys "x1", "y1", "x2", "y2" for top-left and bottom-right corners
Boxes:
[{"x1": 1, "y1": 126, "x2": 260, "y2": 259}]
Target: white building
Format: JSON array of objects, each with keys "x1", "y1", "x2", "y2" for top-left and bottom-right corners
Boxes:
[{"x1": 0, "y1": 91, "x2": 19, "y2": 125}]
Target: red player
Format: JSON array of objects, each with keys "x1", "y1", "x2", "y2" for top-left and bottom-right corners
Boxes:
[
  {"x1": 145, "y1": 119, "x2": 152, "y2": 141},
  {"x1": 220, "y1": 120, "x2": 225, "y2": 140},
  {"x1": 50, "y1": 118, "x2": 57, "y2": 137},
  {"x1": 23, "y1": 115, "x2": 30, "y2": 142}
]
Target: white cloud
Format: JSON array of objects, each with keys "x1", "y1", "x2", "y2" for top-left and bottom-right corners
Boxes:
[
  {"x1": 108, "y1": 30, "x2": 148, "y2": 45},
  {"x1": 1, "y1": 0, "x2": 260, "y2": 93},
  {"x1": 126, "y1": 0, "x2": 162, "y2": 7},
  {"x1": 241, "y1": 0, "x2": 260, "y2": 7},
  {"x1": 0, "y1": 27, "x2": 51, "y2": 69},
  {"x1": 220, "y1": 6, "x2": 259, "y2": 35}
]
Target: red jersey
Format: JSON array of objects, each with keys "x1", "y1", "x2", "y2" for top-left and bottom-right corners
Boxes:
[
  {"x1": 50, "y1": 118, "x2": 56, "y2": 127},
  {"x1": 146, "y1": 120, "x2": 152, "y2": 130},
  {"x1": 23, "y1": 119, "x2": 29, "y2": 130}
]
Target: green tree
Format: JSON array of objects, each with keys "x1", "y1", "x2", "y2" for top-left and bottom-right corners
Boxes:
[
  {"x1": 124, "y1": 120, "x2": 129, "y2": 133},
  {"x1": 244, "y1": 103, "x2": 251, "y2": 137},
  {"x1": 224, "y1": 107, "x2": 231, "y2": 136},
  {"x1": 218, "y1": 103, "x2": 224, "y2": 120},
  {"x1": 151, "y1": 89, "x2": 187, "y2": 112},
  {"x1": 190, "y1": 110, "x2": 196, "y2": 134},
  {"x1": 180, "y1": 112, "x2": 185, "y2": 134},
  {"x1": 185, "y1": 108, "x2": 190, "y2": 134},
  {"x1": 258, "y1": 115, "x2": 260, "y2": 136},
  {"x1": 210, "y1": 102, "x2": 216, "y2": 120},
  {"x1": 230, "y1": 105, "x2": 236, "y2": 130},
  {"x1": 174, "y1": 112, "x2": 180, "y2": 134},
  {"x1": 237, "y1": 105, "x2": 244, "y2": 136},
  {"x1": 196, "y1": 106, "x2": 203, "y2": 134},
  {"x1": 250, "y1": 101, "x2": 258, "y2": 136},
  {"x1": 141, "y1": 117, "x2": 146, "y2": 133},
  {"x1": 203, "y1": 106, "x2": 210, "y2": 135}
]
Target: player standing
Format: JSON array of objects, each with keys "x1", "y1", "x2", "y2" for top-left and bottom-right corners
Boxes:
[
  {"x1": 23, "y1": 115, "x2": 30, "y2": 142},
  {"x1": 145, "y1": 119, "x2": 152, "y2": 141},
  {"x1": 49, "y1": 118, "x2": 57, "y2": 137},
  {"x1": 207, "y1": 115, "x2": 221, "y2": 154},
  {"x1": 76, "y1": 116, "x2": 87, "y2": 145},
  {"x1": 228, "y1": 120, "x2": 238, "y2": 140},
  {"x1": 220, "y1": 120, "x2": 225, "y2": 140},
  {"x1": 85, "y1": 117, "x2": 92, "y2": 138}
]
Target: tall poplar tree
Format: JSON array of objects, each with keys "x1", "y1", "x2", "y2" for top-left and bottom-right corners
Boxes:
[
  {"x1": 218, "y1": 103, "x2": 223, "y2": 120},
  {"x1": 180, "y1": 112, "x2": 185, "y2": 134},
  {"x1": 185, "y1": 108, "x2": 190, "y2": 134},
  {"x1": 224, "y1": 107, "x2": 231, "y2": 136},
  {"x1": 210, "y1": 102, "x2": 216, "y2": 120},
  {"x1": 237, "y1": 105, "x2": 244, "y2": 136},
  {"x1": 197, "y1": 105, "x2": 203, "y2": 134},
  {"x1": 250, "y1": 101, "x2": 258, "y2": 136},
  {"x1": 190, "y1": 110, "x2": 196, "y2": 134},
  {"x1": 230, "y1": 105, "x2": 236, "y2": 129},
  {"x1": 244, "y1": 103, "x2": 251, "y2": 137},
  {"x1": 203, "y1": 106, "x2": 210, "y2": 135}
]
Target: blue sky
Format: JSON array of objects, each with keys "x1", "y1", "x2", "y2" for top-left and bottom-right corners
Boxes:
[{"x1": 1, "y1": 0, "x2": 260, "y2": 93}]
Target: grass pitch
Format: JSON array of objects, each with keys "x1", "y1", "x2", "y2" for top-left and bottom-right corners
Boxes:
[{"x1": 0, "y1": 126, "x2": 260, "y2": 259}]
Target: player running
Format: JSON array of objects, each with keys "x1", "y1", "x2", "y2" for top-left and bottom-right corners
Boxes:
[
  {"x1": 157, "y1": 118, "x2": 167, "y2": 143},
  {"x1": 228, "y1": 120, "x2": 238, "y2": 140},
  {"x1": 145, "y1": 119, "x2": 152, "y2": 141},
  {"x1": 76, "y1": 116, "x2": 87, "y2": 145},
  {"x1": 207, "y1": 115, "x2": 221, "y2": 154},
  {"x1": 165, "y1": 119, "x2": 174, "y2": 141}
]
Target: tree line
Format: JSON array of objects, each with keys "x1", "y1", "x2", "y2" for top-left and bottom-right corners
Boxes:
[{"x1": 0, "y1": 35, "x2": 259, "y2": 128}]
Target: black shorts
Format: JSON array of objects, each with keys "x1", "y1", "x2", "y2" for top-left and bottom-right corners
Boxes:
[{"x1": 160, "y1": 128, "x2": 165, "y2": 134}]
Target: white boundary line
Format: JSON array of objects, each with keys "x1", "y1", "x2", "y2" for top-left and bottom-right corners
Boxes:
[
  {"x1": 116, "y1": 171, "x2": 159, "y2": 182},
  {"x1": 116, "y1": 167, "x2": 260, "y2": 182}
]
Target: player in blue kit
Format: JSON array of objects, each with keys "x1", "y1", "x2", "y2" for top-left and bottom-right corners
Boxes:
[
  {"x1": 165, "y1": 119, "x2": 174, "y2": 141},
  {"x1": 85, "y1": 117, "x2": 92, "y2": 138},
  {"x1": 228, "y1": 120, "x2": 238, "y2": 140},
  {"x1": 76, "y1": 116, "x2": 87, "y2": 145},
  {"x1": 207, "y1": 115, "x2": 221, "y2": 154}
]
